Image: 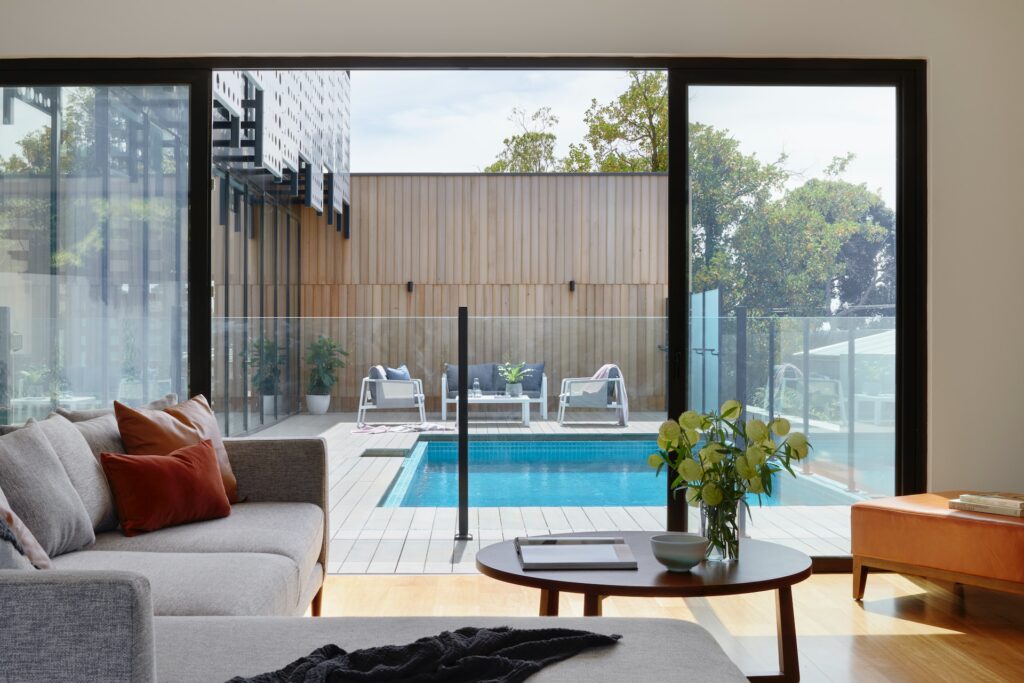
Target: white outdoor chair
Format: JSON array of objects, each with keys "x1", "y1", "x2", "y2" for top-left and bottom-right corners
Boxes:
[
  {"x1": 557, "y1": 375, "x2": 628, "y2": 426},
  {"x1": 356, "y1": 372, "x2": 426, "y2": 425}
]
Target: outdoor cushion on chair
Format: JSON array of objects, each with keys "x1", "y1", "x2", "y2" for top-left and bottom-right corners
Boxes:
[{"x1": 385, "y1": 365, "x2": 411, "y2": 381}]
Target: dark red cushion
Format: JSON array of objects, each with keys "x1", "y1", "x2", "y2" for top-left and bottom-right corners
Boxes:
[{"x1": 100, "y1": 440, "x2": 231, "y2": 537}]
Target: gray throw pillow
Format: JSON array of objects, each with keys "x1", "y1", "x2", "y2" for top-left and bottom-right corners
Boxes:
[
  {"x1": 30, "y1": 414, "x2": 118, "y2": 532},
  {"x1": 385, "y1": 364, "x2": 411, "y2": 381},
  {"x1": 0, "y1": 423, "x2": 95, "y2": 557},
  {"x1": 72, "y1": 413, "x2": 126, "y2": 460},
  {"x1": 56, "y1": 393, "x2": 178, "y2": 423}
]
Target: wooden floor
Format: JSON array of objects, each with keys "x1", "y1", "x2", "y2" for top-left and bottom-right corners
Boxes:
[
  {"x1": 259, "y1": 412, "x2": 853, "y2": 574},
  {"x1": 318, "y1": 572, "x2": 1024, "y2": 682}
]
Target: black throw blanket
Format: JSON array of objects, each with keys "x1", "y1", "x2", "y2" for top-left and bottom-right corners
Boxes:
[{"x1": 227, "y1": 626, "x2": 621, "y2": 683}]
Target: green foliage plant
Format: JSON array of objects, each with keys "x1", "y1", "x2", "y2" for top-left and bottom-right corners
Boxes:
[
  {"x1": 497, "y1": 361, "x2": 533, "y2": 385},
  {"x1": 305, "y1": 336, "x2": 349, "y2": 396}
]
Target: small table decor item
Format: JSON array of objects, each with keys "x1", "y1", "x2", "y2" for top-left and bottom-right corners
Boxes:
[
  {"x1": 498, "y1": 361, "x2": 533, "y2": 397},
  {"x1": 649, "y1": 532, "x2": 708, "y2": 572},
  {"x1": 648, "y1": 399, "x2": 811, "y2": 562}
]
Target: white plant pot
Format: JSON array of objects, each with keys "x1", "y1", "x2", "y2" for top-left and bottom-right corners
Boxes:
[
  {"x1": 506, "y1": 383, "x2": 523, "y2": 397},
  {"x1": 306, "y1": 394, "x2": 331, "y2": 415},
  {"x1": 262, "y1": 395, "x2": 282, "y2": 416}
]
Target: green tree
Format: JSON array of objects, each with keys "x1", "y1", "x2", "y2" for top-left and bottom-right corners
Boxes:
[
  {"x1": 484, "y1": 107, "x2": 560, "y2": 173},
  {"x1": 583, "y1": 70, "x2": 668, "y2": 172}
]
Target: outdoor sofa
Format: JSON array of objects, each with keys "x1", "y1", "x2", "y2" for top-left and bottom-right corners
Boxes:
[{"x1": 440, "y1": 361, "x2": 548, "y2": 420}]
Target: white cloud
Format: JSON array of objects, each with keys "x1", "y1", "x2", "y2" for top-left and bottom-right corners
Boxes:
[{"x1": 351, "y1": 72, "x2": 897, "y2": 208}]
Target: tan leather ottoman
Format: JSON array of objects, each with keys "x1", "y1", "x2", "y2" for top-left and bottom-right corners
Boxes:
[{"x1": 851, "y1": 491, "x2": 1024, "y2": 599}]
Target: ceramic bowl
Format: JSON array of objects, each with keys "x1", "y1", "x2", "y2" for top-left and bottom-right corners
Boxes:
[{"x1": 650, "y1": 533, "x2": 708, "y2": 572}]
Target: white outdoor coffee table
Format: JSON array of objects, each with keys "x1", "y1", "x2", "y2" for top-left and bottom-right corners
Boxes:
[{"x1": 455, "y1": 394, "x2": 531, "y2": 425}]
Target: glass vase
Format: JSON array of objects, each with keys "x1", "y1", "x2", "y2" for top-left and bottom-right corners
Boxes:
[{"x1": 700, "y1": 499, "x2": 745, "y2": 562}]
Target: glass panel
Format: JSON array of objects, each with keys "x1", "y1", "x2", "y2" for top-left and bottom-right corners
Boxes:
[
  {"x1": 688, "y1": 85, "x2": 897, "y2": 554},
  {"x1": 0, "y1": 85, "x2": 190, "y2": 424}
]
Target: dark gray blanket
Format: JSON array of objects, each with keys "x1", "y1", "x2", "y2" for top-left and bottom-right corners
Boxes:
[{"x1": 227, "y1": 626, "x2": 621, "y2": 683}]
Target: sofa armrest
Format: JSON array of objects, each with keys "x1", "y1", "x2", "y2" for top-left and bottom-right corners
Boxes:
[
  {"x1": 0, "y1": 570, "x2": 155, "y2": 683},
  {"x1": 225, "y1": 437, "x2": 330, "y2": 569},
  {"x1": 225, "y1": 437, "x2": 328, "y2": 509}
]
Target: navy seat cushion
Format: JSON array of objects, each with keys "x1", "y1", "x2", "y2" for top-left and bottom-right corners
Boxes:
[
  {"x1": 445, "y1": 363, "x2": 498, "y2": 397},
  {"x1": 368, "y1": 365, "x2": 386, "y2": 403},
  {"x1": 385, "y1": 365, "x2": 411, "y2": 381},
  {"x1": 520, "y1": 363, "x2": 545, "y2": 393}
]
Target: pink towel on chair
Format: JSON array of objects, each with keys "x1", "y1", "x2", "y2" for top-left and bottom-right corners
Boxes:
[{"x1": 592, "y1": 364, "x2": 629, "y2": 426}]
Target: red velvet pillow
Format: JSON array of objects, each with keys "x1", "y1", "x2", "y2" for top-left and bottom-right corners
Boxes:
[
  {"x1": 114, "y1": 395, "x2": 240, "y2": 503},
  {"x1": 100, "y1": 440, "x2": 231, "y2": 536}
]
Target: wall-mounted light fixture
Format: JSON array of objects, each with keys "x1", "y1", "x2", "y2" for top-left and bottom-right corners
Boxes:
[
  {"x1": 407, "y1": 281, "x2": 414, "y2": 293},
  {"x1": 568, "y1": 280, "x2": 576, "y2": 293}
]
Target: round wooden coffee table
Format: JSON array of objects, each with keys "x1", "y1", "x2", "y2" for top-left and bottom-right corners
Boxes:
[{"x1": 477, "y1": 531, "x2": 812, "y2": 683}]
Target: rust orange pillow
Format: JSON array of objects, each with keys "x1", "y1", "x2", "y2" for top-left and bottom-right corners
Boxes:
[
  {"x1": 113, "y1": 395, "x2": 240, "y2": 503},
  {"x1": 100, "y1": 440, "x2": 231, "y2": 536}
]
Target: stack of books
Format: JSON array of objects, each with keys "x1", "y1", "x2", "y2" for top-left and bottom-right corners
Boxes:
[{"x1": 948, "y1": 493, "x2": 1024, "y2": 517}]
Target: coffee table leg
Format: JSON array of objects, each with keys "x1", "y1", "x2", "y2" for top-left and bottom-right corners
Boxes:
[
  {"x1": 522, "y1": 401, "x2": 530, "y2": 425},
  {"x1": 583, "y1": 593, "x2": 603, "y2": 617},
  {"x1": 776, "y1": 586, "x2": 799, "y2": 682},
  {"x1": 539, "y1": 589, "x2": 559, "y2": 616}
]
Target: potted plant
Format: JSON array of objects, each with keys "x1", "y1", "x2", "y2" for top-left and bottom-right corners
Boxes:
[
  {"x1": 497, "y1": 361, "x2": 533, "y2": 397},
  {"x1": 304, "y1": 335, "x2": 348, "y2": 415},
  {"x1": 648, "y1": 400, "x2": 810, "y2": 562},
  {"x1": 249, "y1": 336, "x2": 284, "y2": 415}
]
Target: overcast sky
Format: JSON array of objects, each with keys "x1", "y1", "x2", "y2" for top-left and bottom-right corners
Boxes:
[{"x1": 351, "y1": 71, "x2": 896, "y2": 207}]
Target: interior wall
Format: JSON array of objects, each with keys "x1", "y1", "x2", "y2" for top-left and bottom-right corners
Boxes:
[{"x1": 4, "y1": 0, "x2": 1024, "y2": 491}]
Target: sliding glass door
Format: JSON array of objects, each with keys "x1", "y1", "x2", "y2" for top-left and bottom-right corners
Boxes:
[
  {"x1": 0, "y1": 72, "x2": 207, "y2": 425},
  {"x1": 683, "y1": 82, "x2": 906, "y2": 554}
]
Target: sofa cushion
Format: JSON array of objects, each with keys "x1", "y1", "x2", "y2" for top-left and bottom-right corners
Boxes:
[
  {"x1": 114, "y1": 396, "x2": 239, "y2": 503},
  {"x1": 89, "y1": 501, "x2": 323, "y2": 590},
  {"x1": 55, "y1": 393, "x2": 179, "y2": 423},
  {"x1": 72, "y1": 413, "x2": 125, "y2": 460},
  {"x1": 154, "y1": 616, "x2": 747, "y2": 683},
  {"x1": 521, "y1": 362, "x2": 545, "y2": 393},
  {"x1": 31, "y1": 414, "x2": 118, "y2": 532},
  {"x1": 445, "y1": 363, "x2": 498, "y2": 396},
  {"x1": 101, "y1": 441, "x2": 232, "y2": 537},
  {"x1": 52, "y1": 550, "x2": 301, "y2": 616},
  {"x1": 0, "y1": 422, "x2": 95, "y2": 557},
  {"x1": 385, "y1": 364, "x2": 411, "y2": 381}
]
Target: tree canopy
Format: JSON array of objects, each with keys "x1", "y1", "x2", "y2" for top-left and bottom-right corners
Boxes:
[{"x1": 484, "y1": 71, "x2": 896, "y2": 317}]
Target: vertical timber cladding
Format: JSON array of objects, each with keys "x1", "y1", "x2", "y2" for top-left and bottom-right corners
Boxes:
[{"x1": 297, "y1": 173, "x2": 670, "y2": 414}]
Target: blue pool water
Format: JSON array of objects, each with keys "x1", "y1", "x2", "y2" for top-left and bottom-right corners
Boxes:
[{"x1": 381, "y1": 440, "x2": 785, "y2": 508}]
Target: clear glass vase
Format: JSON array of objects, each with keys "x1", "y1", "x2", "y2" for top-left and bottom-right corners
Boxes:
[{"x1": 700, "y1": 499, "x2": 746, "y2": 562}]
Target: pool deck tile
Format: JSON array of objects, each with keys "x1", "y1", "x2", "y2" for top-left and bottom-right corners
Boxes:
[{"x1": 254, "y1": 412, "x2": 853, "y2": 574}]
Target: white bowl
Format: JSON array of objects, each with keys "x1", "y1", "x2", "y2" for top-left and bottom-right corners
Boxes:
[{"x1": 650, "y1": 533, "x2": 709, "y2": 572}]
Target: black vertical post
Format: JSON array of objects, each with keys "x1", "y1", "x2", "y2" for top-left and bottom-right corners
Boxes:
[
  {"x1": 456, "y1": 306, "x2": 472, "y2": 540},
  {"x1": 847, "y1": 325, "x2": 857, "y2": 492},
  {"x1": 735, "y1": 306, "x2": 747, "y2": 418},
  {"x1": 666, "y1": 69, "x2": 690, "y2": 533},
  {"x1": 801, "y1": 317, "x2": 811, "y2": 474}
]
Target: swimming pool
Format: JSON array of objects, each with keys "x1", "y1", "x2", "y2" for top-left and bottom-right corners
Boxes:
[{"x1": 380, "y1": 439, "x2": 789, "y2": 508}]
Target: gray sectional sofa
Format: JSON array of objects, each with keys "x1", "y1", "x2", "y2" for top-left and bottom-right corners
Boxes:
[{"x1": 0, "y1": 407, "x2": 748, "y2": 682}]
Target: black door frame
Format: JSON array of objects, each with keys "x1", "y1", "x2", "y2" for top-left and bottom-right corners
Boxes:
[{"x1": 0, "y1": 57, "x2": 926, "y2": 518}]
